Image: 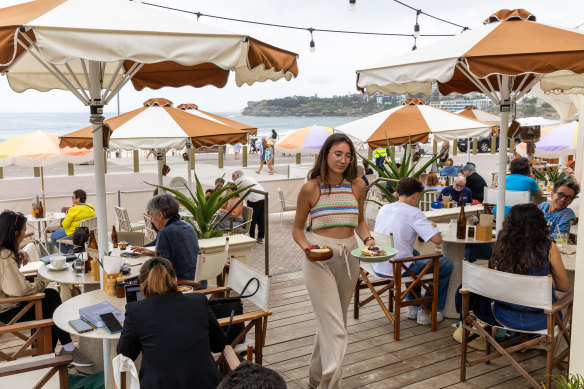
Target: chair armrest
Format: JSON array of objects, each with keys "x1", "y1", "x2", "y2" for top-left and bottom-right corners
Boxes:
[
  {"x1": 0, "y1": 354, "x2": 72, "y2": 378},
  {"x1": 194, "y1": 286, "x2": 231, "y2": 295},
  {"x1": 177, "y1": 280, "x2": 201, "y2": 288},
  {"x1": 0, "y1": 319, "x2": 54, "y2": 336},
  {"x1": 221, "y1": 345, "x2": 241, "y2": 371},
  {"x1": 0, "y1": 293, "x2": 45, "y2": 305},
  {"x1": 217, "y1": 310, "x2": 272, "y2": 326},
  {"x1": 390, "y1": 253, "x2": 442, "y2": 264},
  {"x1": 545, "y1": 291, "x2": 573, "y2": 314}
]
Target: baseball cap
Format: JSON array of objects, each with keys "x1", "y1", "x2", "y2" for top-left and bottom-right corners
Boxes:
[{"x1": 462, "y1": 163, "x2": 476, "y2": 171}]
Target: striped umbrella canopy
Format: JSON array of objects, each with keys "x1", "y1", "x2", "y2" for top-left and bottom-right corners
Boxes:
[
  {"x1": 517, "y1": 121, "x2": 579, "y2": 158},
  {"x1": 177, "y1": 104, "x2": 258, "y2": 136},
  {"x1": 275, "y1": 125, "x2": 333, "y2": 152},
  {"x1": 456, "y1": 106, "x2": 501, "y2": 126},
  {"x1": 0, "y1": 130, "x2": 92, "y2": 167}
]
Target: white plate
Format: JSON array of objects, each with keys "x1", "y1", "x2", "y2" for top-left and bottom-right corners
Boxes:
[{"x1": 47, "y1": 263, "x2": 70, "y2": 271}]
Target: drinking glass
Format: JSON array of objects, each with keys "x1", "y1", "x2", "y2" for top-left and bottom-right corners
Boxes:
[
  {"x1": 554, "y1": 232, "x2": 568, "y2": 251},
  {"x1": 448, "y1": 219, "x2": 457, "y2": 235},
  {"x1": 74, "y1": 257, "x2": 84, "y2": 277}
]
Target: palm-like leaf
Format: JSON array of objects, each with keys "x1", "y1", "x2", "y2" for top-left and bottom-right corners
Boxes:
[{"x1": 148, "y1": 174, "x2": 252, "y2": 239}]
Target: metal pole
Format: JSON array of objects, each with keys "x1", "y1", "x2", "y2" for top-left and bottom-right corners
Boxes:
[
  {"x1": 496, "y1": 75, "x2": 511, "y2": 233},
  {"x1": 133, "y1": 150, "x2": 139, "y2": 172},
  {"x1": 186, "y1": 142, "x2": 192, "y2": 190},
  {"x1": 263, "y1": 192, "x2": 269, "y2": 276},
  {"x1": 156, "y1": 149, "x2": 164, "y2": 188},
  {"x1": 242, "y1": 145, "x2": 248, "y2": 167}
]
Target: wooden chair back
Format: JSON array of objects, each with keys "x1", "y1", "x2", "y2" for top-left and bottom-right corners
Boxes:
[
  {"x1": 460, "y1": 261, "x2": 573, "y2": 389},
  {"x1": 0, "y1": 293, "x2": 53, "y2": 361},
  {"x1": 117, "y1": 231, "x2": 145, "y2": 247},
  {"x1": 0, "y1": 354, "x2": 71, "y2": 388},
  {"x1": 483, "y1": 188, "x2": 530, "y2": 207}
]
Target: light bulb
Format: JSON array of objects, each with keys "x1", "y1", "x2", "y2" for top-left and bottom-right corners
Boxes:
[
  {"x1": 413, "y1": 23, "x2": 420, "y2": 39},
  {"x1": 310, "y1": 39, "x2": 316, "y2": 53},
  {"x1": 348, "y1": 0, "x2": 356, "y2": 11}
]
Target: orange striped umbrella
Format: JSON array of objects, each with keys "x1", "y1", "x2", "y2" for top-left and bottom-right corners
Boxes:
[{"x1": 276, "y1": 125, "x2": 333, "y2": 152}]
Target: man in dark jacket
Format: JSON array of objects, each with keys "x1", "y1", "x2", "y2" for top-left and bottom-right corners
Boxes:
[
  {"x1": 132, "y1": 194, "x2": 201, "y2": 286},
  {"x1": 461, "y1": 162, "x2": 487, "y2": 202}
]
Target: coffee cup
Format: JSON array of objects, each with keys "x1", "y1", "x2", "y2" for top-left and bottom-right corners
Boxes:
[{"x1": 50, "y1": 255, "x2": 66, "y2": 269}]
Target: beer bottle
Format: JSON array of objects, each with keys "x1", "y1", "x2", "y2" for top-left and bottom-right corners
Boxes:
[
  {"x1": 456, "y1": 196, "x2": 467, "y2": 240},
  {"x1": 111, "y1": 226, "x2": 118, "y2": 248},
  {"x1": 38, "y1": 200, "x2": 44, "y2": 218}
]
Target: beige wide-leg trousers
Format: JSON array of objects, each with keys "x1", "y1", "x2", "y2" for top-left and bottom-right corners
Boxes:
[{"x1": 303, "y1": 232, "x2": 360, "y2": 389}]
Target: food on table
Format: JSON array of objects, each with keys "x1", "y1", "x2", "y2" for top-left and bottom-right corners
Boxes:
[
  {"x1": 361, "y1": 246, "x2": 387, "y2": 257},
  {"x1": 177, "y1": 285, "x2": 193, "y2": 293}
]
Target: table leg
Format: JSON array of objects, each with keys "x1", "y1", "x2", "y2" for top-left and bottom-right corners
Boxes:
[
  {"x1": 103, "y1": 339, "x2": 111, "y2": 388},
  {"x1": 440, "y1": 241, "x2": 465, "y2": 319}
]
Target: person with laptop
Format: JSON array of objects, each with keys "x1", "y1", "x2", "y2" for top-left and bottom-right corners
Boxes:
[{"x1": 117, "y1": 257, "x2": 225, "y2": 389}]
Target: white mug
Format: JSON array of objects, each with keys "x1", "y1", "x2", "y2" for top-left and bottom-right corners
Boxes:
[{"x1": 50, "y1": 255, "x2": 66, "y2": 269}]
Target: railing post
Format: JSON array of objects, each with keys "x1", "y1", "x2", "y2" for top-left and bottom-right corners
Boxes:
[
  {"x1": 68, "y1": 163, "x2": 74, "y2": 176},
  {"x1": 103, "y1": 150, "x2": 108, "y2": 174},
  {"x1": 34, "y1": 167, "x2": 40, "y2": 177},
  {"x1": 453, "y1": 139, "x2": 458, "y2": 156},
  {"x1": 509, "y1": 138, "x2": 515, "y2": 153},
  {"x1": 472, "y1": 138, "x2": 478, "y2": 155},
  {"x1": 368, "y1": 148, "x2": 373, "y2": 160},
  {"x1": 133, "y1": 150, "x2": 139, "y2": 172},
  {"x1": 190, "y1": 147, "x2": 195, "y2": 170},
  {"x1": 491, "y1": 136, "x2": 496, "y2": 154},
  {"x1": 0, "y1": 167, "x2": 3, "y2": 179},
  {"x1": 296, "y1": 153, "x2": 301, "y2": 164},
  {"x1": 242, "y1": 145, "x2": 247, "y2": 167},
  {"x1": 264, "y1": 192, "x2": 269, "y2": 276},
  {"x1": 218, "y1": 146, "x2": 224, "y2": 169}
]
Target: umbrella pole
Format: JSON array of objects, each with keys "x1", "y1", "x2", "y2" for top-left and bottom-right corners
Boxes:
[
  {"x1": 496, "y1": 75, "x2": 510, "y2": 233},
  {"x1": 186, "y1": 142, "x2": 192, "y2": 190},
  {"x1": 40, "y1": 166, "x2": 46, "y2": 208},
  {"x1": 157, "y1": 149, "x2": 164, "y2": 189},
  {"x1": 575, "y1": 102, "x2": 584, "y2": 180}
]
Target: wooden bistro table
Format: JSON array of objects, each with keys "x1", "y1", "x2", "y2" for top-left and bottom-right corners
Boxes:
[
  {"x1": 435, "y1": 222, "x2": 494, "y2": 319},
  {"x1": 423, "y1": 204, "x2": 483, "y2": 224},
  {"x1": 199, "y1": 234, "x2": 257, "y2": 266}
]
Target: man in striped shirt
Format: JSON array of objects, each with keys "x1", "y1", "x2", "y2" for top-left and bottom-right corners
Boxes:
[{"x1": 538, "y1": 179, "x2": 579, "y2": 236}]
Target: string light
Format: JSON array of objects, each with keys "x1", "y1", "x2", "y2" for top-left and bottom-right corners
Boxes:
[
  {"x1": 309, "y1": 28, "x2": 316, "y2": 52},
  {"x1": 413, "y1": 10, "x2": 421, "y2": 38},
  {"x1": 348, "y1": 0, "x2": 356, "y2": 11}
]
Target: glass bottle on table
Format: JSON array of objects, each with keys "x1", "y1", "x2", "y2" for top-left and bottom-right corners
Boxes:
[
  {"x1": 456, "y1": 196, "x2": 467, "y2": 240},
  {"x1": 111, "y1": 226, "x2": 118, "y2": 248}
]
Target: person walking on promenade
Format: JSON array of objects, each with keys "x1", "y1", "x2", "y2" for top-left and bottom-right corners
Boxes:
[
  {"x1": 232, "y1": 170, "x2": 266, "y2": 243},
  {"x1": 266, "y1": 141, "x2": 276, "y2": 174},
  {"x1": 256, "y1": 138, "x2": 267, "y2": 174},
  {"x1": 292, "y1": 133, "x2": 375, "y2": 389}
]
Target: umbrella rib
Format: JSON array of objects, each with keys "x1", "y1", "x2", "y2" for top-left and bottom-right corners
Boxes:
[
  {"x1": 512, "y1": 75, "x2": 542, "y2": 103},
  {"x1": 80, "y1": 59, "x2": 92, "y2": 99},
  {"x1": 104, "y1": 63, "x2": 143, "y2": 105},
  {"x1": 101, "y1": 60, "x2": 124, "y2": 102},
  {"x1": 456, "y1": 63, "x2": 499, "y2": 103},
  {"x1": 514, "y1": 74, "x2": 530, "y2": 98},
  {"x1": 64, "y1": 62, "x2": 90, "y2": 102},
  {"x1": 17, "y1": 32, "x2": 89, "y2": 105}
]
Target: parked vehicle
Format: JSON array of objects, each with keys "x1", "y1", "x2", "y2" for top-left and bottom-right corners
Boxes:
[{"x1": 457, "y1": 134, "x2": 521, "y2": 153}]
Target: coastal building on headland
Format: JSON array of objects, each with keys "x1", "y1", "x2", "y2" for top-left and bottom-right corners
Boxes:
[{"x1": 430, "y1": 98, "x2": 492, "y2": 112}]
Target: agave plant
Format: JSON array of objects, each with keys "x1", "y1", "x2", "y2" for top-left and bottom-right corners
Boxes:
[
  {"x1": 150, "y1": 174, "x2": 252, "y2": 239},
  {"x1": 546, "y1": 167, "x2": 567, "y2": 184},
  {"x1": 532, "y1": 166, "x2": 548, "y2": 185},
  {"x1": 542, "y1": 373, "x2": 584, "y2": 389},
  {"x1": 360, "y1": 138, "x2": 445, "y2": 203}
]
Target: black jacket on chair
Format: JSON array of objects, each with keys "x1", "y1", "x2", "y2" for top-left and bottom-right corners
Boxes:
[{"x1": 117, "y1": 291, "x2": 226, "y2": 389}]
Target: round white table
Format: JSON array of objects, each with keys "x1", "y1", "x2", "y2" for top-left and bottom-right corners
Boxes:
[
  {"x1": 53, "y1": 289, "x2": 127, "y2": 389},
  {"x1": 25, "y1": 212, "x2": 66, "y2": 254},
  {"x1": 436, "y1": 223, "x2": 494, "y2": 318},
  {"x1": 39, "y1": 261, "x2": 142, "y2": 286}
]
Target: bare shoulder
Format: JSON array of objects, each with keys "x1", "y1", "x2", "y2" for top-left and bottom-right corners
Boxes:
[
  {"x1": 301, "y1": 178, "x2": 320, "y2": 193},
  {"x1": 351, "y1": 177, "x2": 366, "y2": 191}
]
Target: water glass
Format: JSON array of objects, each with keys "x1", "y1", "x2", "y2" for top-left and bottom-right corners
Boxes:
[
  {"x1": 554, "y1": 232, "x2": 568, "y2": 251},
  {"x1": 448, "y1": 219, "x2": 457, "y2": 235},
  {"x1": 74, "y1": 257, "x2": 84, "y2": 277}
]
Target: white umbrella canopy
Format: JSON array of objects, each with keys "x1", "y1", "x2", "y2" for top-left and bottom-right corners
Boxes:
[
  {"x1": 334, "y1": 100, "x2": 494, "y2": 149},
  {"x1": 0, "y1": 0, "x2": 298, "y2": 285},
  {"x1": 455, "y1": 106, "x2": 501, "y2": 126},
  {"x1": 356, "y1": 8, "x2": 584, "y2": 231}
]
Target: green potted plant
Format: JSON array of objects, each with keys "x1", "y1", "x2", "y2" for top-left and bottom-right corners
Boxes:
[
  {"x1": 542, "y1": 373, "x2": 584, "y2": 388},
  {"x1": 360, "y1": 138, "x2": 445, "y2": 204},
  {"x1": 151, "y1": 174, "x2": 252, "y2": 239}
]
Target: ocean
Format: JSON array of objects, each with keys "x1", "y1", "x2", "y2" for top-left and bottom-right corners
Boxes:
[{"x1": 0, "y1": 112, "x2": 357, "y2": 142}]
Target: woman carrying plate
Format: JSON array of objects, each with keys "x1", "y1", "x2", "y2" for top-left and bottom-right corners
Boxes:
[{"x1": 293, "y1": 133, "x2": 375, "y2": 389}]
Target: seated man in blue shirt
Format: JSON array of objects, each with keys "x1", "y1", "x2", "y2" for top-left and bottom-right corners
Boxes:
[
  {"x1": 438, "y1": 175, "x2": 472, "y2": 204},
  {"x1": 538, "y1": 179, "x2": 579, "y2": 235},
  {"x1": 132, "y1": 194, "x2": 203, "y2": 287}
]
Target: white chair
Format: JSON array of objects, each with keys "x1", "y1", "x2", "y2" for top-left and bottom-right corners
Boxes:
[
  {"x1": 19, "y1": 242, "x2": 44, "y2": 278},
  {"x1": 143, "y1": 213, "x2": 157, "y2": 244},
  {"x1": 169, "y1": 176, "x2": 188, "y2": 189},
  {"x1": 193, "y1": 238, "x2": 229, "y2": 287},
  {"x1": 277, "y1": 187, "x2": 296, "y2": 224},
  {"x1": 460, "y1": 261, "x2": 573, "y2": 389},
  {"x1": 353, "y1": 231, "x2": 440, "y2": 341},
  {"x1": 419, "y1": 190, "x2": 440, "y2": 211},
  {"x1": 483, "y1": 187, "x2": 530, "y2": 206},
  {"x1": 115, "y1": 207, "x2": 145, "y2": 232}
]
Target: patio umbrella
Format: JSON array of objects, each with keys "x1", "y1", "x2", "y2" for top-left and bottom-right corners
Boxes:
[
  {"x1": 0, "y1": 0, "x2": 298, "y2": 285},
  {"x1": 517, "y1": 121, "x2": 579, "y2": 158},
  {"x1": 334, "y1": 99, "x2": 494, "y2": 149},
  {"x1": 0, "y1": 130, "x2": 93, "y2": 205},
  {"x1": 456, "y1": 106, "x2": 501, "y2": 126},
  {"x1": 60, "y1": 98, "x2": 249, "y2": 188},
  {"x1": 275, "y1": 125, "x2": 333, "y2": 152},
  {"x1": 177, "y1": 103, "x2": 258, "y2": 135},
  {"x1": 356, "y1": 8, "x2": 584, "y2": 231}
]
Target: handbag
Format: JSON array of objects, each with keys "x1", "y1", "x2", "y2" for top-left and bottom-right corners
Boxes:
[{"x1": 209, "y1": 277, "x2": 260, "y2": 345}]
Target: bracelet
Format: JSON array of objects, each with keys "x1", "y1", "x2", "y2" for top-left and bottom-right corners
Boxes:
[{"x1": 363, "y1": 236, "x2": 374, "y2": 244}]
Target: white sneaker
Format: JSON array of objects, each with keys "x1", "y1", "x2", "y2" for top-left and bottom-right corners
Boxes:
[
  {"x1": 407, "y1": 306, "x2": 419, "y2": 320},
  {"x1": 417, "y1": 309, "x2": 444, "y2": 326}
]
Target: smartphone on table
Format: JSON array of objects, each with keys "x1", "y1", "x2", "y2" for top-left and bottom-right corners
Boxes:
[
  {"x1": 69, "y1": 319, "x2": 94, "y2": 333},
  {"x1": 100, "y1": 312, "x2": 123, "y2": 334}
]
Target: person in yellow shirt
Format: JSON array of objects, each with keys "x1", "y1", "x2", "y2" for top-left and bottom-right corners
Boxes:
[{"x1": 50, "y1": 189, "x2": 96, "y2": 253}]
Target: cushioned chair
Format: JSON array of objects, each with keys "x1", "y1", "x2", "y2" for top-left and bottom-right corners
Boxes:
[
  {"x1": 143, "y1": 213, "x2": 157, "y2": 244},
  {"x1": 115, "y1": 207, "x2": 145, "y2": 232},
  {"x1": 353, "y1": 231, "x2": 440, "y2": 341},
  {"x1": 232, "y1": 206, "x2": 253, "y2": 235},
  {"x1": 55, "y1": 216, "x2": 97, "y2": 252},
  {"x1": 460, "y1": 261, "x2": 573, "y2": 389}
]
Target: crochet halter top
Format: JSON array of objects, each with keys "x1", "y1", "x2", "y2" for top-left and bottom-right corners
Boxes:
[{"x1": 309, "y1": 179, "x2": 359, "y2": 231}]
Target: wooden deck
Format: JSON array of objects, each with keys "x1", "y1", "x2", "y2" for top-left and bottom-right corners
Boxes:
[
  {"x1": 263, "y1": 271, "x2": 555, "y2": 389},
  {"x1": 0, "y1": 271, "x2": 557, "y2": 388}
]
